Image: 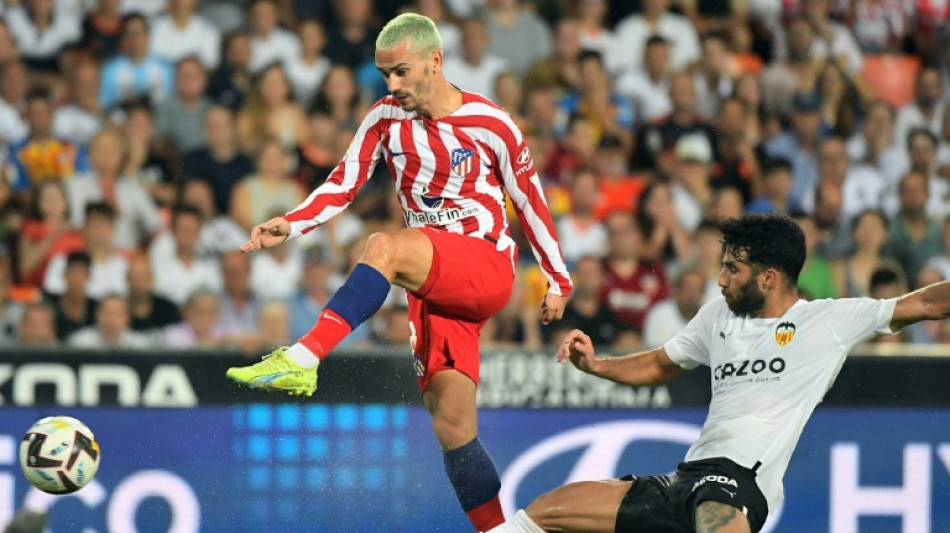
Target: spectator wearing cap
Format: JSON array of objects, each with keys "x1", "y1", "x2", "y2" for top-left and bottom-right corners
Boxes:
[
  {"x1": 764, "y1": 89, "x2": 829, "y2": 207},
  {"x1": 45, "y1": 202, "x2": 129, "y2": 299},
  {"x1": 670, "y1": 134, "x2": 713, "y2": 233},
  {"x1": 442, "y1": 18, "x2": 509, "y2": 101},
  {"x1": 246, "y1": 0, "x2": 300, "y2": 73},
  {"x1": 99, "y1": 13, "x2": 174, "y2": 109},
  {"x1": 616, "y1": 35, "x2": 672, "y2": 124},
  {"x1": 557, "y1": 168, "x2": 608, "y2": 265},
  {"x1": 633, "y1": 71, "x2": 716, "y2": 178},
  {"x1": 591, "y1": 134, "x2": 645, "y2": 220},
  {"x1": 483, "y1": 0, "x2": 553, "y2": 78},
  {"x1": 149, "y1": 0, "x2": 221, "y2": 69},
  {"x1": 614, "y1": 0, "x2": 700, "y2": 75},
  {"x1": 746, "y1": 157, "x2": 804, "y2": 216}
]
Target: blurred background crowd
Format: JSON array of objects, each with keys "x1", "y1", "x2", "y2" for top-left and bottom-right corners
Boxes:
[{"x1": 0, "y1": 0, "x2": 949, "y2": 355}]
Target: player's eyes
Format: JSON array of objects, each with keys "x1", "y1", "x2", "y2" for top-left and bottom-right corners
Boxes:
[{"x1": 396, "y1": 69, "x2": 408, "y2": 76}]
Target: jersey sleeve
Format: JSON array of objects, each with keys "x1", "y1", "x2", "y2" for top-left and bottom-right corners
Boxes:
[
  {"x1": 495, "y1": 116, "x2": 573, "y2": 297},
  {"x1": 663, "y1": 297, "x2": 721, "y2": 370},
  {"x1": 283, "y1": 102, "x2": 387, "y2": 239},
  {"x1": 826, "y1": 297, "x2": 898, "y2": 347}
]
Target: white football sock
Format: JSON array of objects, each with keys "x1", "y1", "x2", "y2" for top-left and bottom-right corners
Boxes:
[
  {"x1": 484, "y1": 510, "x2": 546, "y2": 533},
  {"x1": 286, "y1": 343, "x2": 320, "y2": 369}
]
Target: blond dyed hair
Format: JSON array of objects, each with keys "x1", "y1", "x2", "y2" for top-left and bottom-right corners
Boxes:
[{"x1": 376, "y1": 13, "x2": 443, "y2": 56}]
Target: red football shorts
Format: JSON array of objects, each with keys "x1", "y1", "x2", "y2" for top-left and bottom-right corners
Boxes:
[{"x1": 409, "y1": 228, "x2": 515, "y2": 393}]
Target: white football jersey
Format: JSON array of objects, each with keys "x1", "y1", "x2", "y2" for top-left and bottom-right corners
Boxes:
[{"x1": 664, "y1": 296, "x2": 897, "y2": 512}]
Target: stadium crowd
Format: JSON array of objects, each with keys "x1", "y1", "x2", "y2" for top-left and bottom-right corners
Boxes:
[{"x1": 0, "y1": 0, "x2": 949, "y2": 354}]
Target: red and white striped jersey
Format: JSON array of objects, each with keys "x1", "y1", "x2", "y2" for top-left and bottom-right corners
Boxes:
[{"x1": 284, "y1": 91, "x2": 573, "y2": 296}]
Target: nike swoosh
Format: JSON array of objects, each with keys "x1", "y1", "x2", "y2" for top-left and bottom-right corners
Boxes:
[
  {"x1": 390, "y1": 151, "x2": 406, "y2": 157},
  {"x1": 322, "y1": 313, "x2": 343, "y2": 325}
]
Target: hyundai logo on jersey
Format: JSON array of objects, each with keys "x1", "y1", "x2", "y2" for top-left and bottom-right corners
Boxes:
[{"x1": 451, "y1": 148, "x2": 475, "y2": 177}]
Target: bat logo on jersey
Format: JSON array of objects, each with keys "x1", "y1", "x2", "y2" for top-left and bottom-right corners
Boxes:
[
  {"x1": 775, "y1": 322, "x2": 796, "y2": 346},
  {"x1": 451, "y1": 148, "x2": 475, "y2": 177}
]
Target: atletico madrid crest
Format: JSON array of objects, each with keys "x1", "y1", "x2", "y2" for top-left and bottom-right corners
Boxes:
[
  {"x1": 451, "y1": 148, "x2": 475, "y2": 177},
  {"x1": 775, "y1": 321, "x2": 796, "y2": 346}
]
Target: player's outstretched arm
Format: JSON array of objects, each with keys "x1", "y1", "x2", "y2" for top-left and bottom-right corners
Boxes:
[
  {"x1": 556, "y1": 329, "x2": 685, "y2": 386},
  {"x1": 890, "y1": 280, "x2": 950, "y2": 331}
]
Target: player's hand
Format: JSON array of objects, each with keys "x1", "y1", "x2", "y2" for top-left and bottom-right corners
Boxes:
[
  {"x1": 556, "y1": 329, "x2": 599, "y2": 375},
  {"x1": 240, "y1": 217, "x2": 290, "y2": 253},
  {"x1": 540, "y1": 292, "x2": 567, "y2": 325}
]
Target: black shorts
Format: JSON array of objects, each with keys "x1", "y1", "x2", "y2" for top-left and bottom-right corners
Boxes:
[{"x1": 615, "y1": 457, "x2": 768, "y2": 533}]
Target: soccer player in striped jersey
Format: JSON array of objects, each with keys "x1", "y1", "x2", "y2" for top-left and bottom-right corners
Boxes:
[{"x1": 226, "y1": 13, "x2": 572, "y2": 531}]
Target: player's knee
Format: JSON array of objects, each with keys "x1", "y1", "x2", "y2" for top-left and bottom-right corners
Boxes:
[
  {"x1": 431, "y1": 412, "x2": 475, "y2": 448},
  {"x1": 363, "y1": 232, "x2": 397, "y2": 265}
]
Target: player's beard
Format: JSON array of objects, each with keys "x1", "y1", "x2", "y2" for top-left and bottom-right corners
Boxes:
[
  {"x1": 724, "y1": 276, "x2": 765, "y2": 316},
  {"x1": 395, "y1": 67, "x2": 432, "y2": 112}
]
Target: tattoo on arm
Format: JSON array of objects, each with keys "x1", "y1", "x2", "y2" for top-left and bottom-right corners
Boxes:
[{"x1": 696, "y1": 501, "x2": 742, "y2": 533}]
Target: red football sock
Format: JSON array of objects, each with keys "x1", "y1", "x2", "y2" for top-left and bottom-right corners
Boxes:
[
  {"x1": 299, "y1": 309, "x2": 352, "y2": 361},
  {"x1": 465, "y1": 494, "x2": 504, "y2": 531}
]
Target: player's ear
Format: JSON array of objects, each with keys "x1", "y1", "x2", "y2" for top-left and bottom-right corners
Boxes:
[{"x1": 431, "y1": 49, "x2": 443, "y2": 72}]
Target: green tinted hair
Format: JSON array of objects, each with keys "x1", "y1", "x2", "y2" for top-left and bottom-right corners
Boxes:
[{"x1": 376, "y1": 13, "x2": 443, "y2": 56}]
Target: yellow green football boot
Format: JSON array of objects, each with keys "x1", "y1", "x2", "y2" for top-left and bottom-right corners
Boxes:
[{"x1": 226, "y1": 346, "x2": 318, "y2": 397}]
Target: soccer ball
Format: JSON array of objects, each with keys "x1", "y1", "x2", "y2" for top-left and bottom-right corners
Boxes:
[{"x1": 19, "y1": 416, "x2": 101, "y2": 494}]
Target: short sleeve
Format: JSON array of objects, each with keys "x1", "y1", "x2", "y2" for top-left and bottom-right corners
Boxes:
[
  {"x1": 827, "y1": 297, "x2": 898, "y2": 347},
  {"x1": 663, "y1": 298, "x2": 721, "y2": 370}
]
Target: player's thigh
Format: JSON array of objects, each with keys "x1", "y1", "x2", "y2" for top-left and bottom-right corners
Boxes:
[
  {"x1": 694, "y1": 501, "x2": 751, "y2": 533},
  {"x1": 526, "y1": 479, "x2": 632, "y2": 533},
  {"x1": 421, "y1": 369, "x2": 478, "y2": 450}
]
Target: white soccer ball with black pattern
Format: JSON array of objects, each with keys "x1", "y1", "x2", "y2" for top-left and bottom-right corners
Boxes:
[{"x1": 19, "y1": 416, "x2": 101, "y2": 494}]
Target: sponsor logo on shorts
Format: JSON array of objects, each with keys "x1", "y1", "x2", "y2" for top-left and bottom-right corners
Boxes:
[
  {"x1": 775, "y1": 321, "x2": 796, "y2": 346},
  {"x1": 692, "y1": 475, "x2": 739, "y2": 493},
  {"x1": 407, "y1": 205, "x2": 482, "y2": 226}
]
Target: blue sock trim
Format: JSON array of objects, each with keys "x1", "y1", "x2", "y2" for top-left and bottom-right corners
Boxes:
[
  {"x1": 325, "y1": 263, "x2": 391, "y2": 328},
  {"x1": 443, "y1": 437, "x2": 501, "y2": 512}
]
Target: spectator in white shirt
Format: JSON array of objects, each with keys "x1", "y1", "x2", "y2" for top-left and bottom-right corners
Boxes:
[
  {"x1": 163, "y1": 290, "x2": 226, "y2": 348},
  {"x1": 5, "y1": 0, "x2": 81, "y2": 72},
  {"x1": 149, "y1": 204, "x2": 224, "y2": 306},
  {"x1": 68, "y1": 294, "x2": 150, "y2": 348},
  {"x1": 616, "y1": 34, "x2": 672, "y2": 124},
  {"x1": 67, "y1": 128, "x2": 161, "y2": 251},
  {"x1": 846, "y1": 100, "x2": 907, "y2": 187},
  {"x1": 215, "y1": 250, "x2": 259, "y2": 341},
  {"x1": 614, "y1": 0, "x2": 701, "y2": 74},
  {"x1": 52, "y1": 59, "x2": 103, "y2": 148},
  {"x1": 283, "y1": 18, "x2": 331, "y2": 109},
  {"x1": 895, "y1": 66, "x2": 946, "y2": 149},
  {"x1": 556, "y1": 167, "x2": 608, "y2": 264},
  {"x1": 575, "y1": 0, "x2": 622, "y2": 74},
  {"x1": 149, "y1": 0, "x2": 220, "y2": 69},
  {"x1": 247, "y1": 0, "x2": 300, "y2": 73},
  {"x1": 414, "y1": 0, "x2": 462, "y2": 58},
  {"x1": 44, "y1": 203, "x2": 129, "y2": 299},
  {"x1": 642, "y1": 267, "x2": 706, "y2": 348},
  {"x1": 0, "y1": 61, "x2": 30, "y2": 145},
  {"x1": 442, "y1": 18, "x2": 509, "y2": 100},
  {"x1": 800, "y1": 0, "x2": 863, "y2": 75},
  {"x1": 904, "y1": 128, "x2": 950, "y2": 221},
  {"x1": 250, "y1": 236, "x2": 302, "y2": 302}
]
